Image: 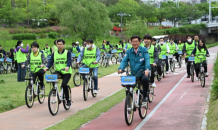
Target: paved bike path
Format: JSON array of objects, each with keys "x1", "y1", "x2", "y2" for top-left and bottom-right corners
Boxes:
[
  {"x1": 0, "y1": 72, "x2": 126, "y2": 130},
  {"x1": 80, "y1": 46, "x2": 217, "y2": 130}
]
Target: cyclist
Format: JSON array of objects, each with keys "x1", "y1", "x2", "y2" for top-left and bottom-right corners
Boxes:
[
  {"x1": 183, "y1": 35, "x2": 197, "y2": 78},
  {"x1": 191, "y1": 39, "x2": 210, "y2": 80},
  {"x1": 144, "y1": 34, "x2": 159, "y2": 88},
  {"x1": 118, "y1": 35, "x2": 150, "y2": 103},
  {"x1": 52, "y1": 40, "x2": 58, "y2": 53},
  {"x1": 124, "y1": 39, "x2": 132, "y2": 51},
  {"x1": 44, "y1": 39, "x2": 72, "y2": 106},
  {"x1": 169, "y1": 38, "x2": 179, "y2": 64},
  {"x1": 105, "y1": 41, "x2": 113, "y2": 53},
  {"x1": 77, "y1": 39, "x2": 100, "y2": 94},
  {"x1": 177, "y1": 39, "x2": 184, "y2": 63},
  {"x1": 43, "y1": 44, "x2": 52, "y2": 56},
  {"x1": 116, "y1": 40, "x2": 124, "y2": 62},
  {"x1": 152, "y1": 38, "x2": 162, "y2": 78},
  {"x1": 22, "y1": 42, "x2": 46, "y2": 89},
  {"x1": 194, "y1": 35, "x2": 199, "y2": 45},
  {"x1": 159, "y1": 38, "x2": 170, "y2": 74},
  {"x1": 70, "y1": 42, "x2": 80, "y2": 60}
]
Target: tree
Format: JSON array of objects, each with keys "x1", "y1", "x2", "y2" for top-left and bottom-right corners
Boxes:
[
  {"x1": 28, "y1": 4, "x2": 45, "y2": 26},
  {"x1": 136, "y1": 4, "x2": 157, "y2": 24},
  {"x1": 53, "y1": 0, "x2": 112, "y2": 41},
  {"x1": 183, "y1": 4, "x2": 204, "y2": 24},
  {"x1": 156, "y1": 8, "x2": 167, "y2": 25}
]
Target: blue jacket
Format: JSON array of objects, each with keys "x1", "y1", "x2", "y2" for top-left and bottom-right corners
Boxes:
[{"x1": 118, "y1": 46, "x2": 150, "y2": 77}]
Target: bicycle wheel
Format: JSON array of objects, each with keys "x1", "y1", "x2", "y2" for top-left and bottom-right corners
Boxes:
[
  {"x1": 148, "y1": 86, "x2": 154, "y2": 103},
  {"x1": 103, "y1": 59, "x2": 107, "y2": 68},
  {"x1": 63, "y1": 86, "x2": 71, "y2": 110},
  {"x1": 37, "y1": 83, "x2": 45, "y2": 104},
  {"x1": 73, "y1": 72, "x2": 81, "y2": 87},
  {"x1": 48, "y1": 89, "x2": 59, "y2": 116},
  {"x1": 91, "y1": 80, "x2": 97, "y2": 97},
  {"x1": 170, "y1": 61, "x2": 173, "y2": 72},
  {"x1": 162, "y1": 65, "x2": 165, "y2": 78},
  {"x1": 83, "y1": 79, "x2": 88, "y2": 101},
  {"x1": 200, "y1": 72, "x2": 205, "y2": 87},
  {"x1": 173, "y1": 61, "x2": 175, "y2": 72},
  {"x1": 111, "y1": 55, "x2": 117, "y2": 65},
  {"x1": 191, "y1": 66, "x2": 194, "y2": 82},
  {"x1": 179, "y1": 57, "x2": 182, "y2": 68},
  {"x1": 124, "y1": 94, "x2": 134, "y2": 126},
  {"x1": 138, "y1": 94, "x2": 148, "y2": 119},
  {"x1": 25, "y1": 85, "x2": 34, "y2": 108}
]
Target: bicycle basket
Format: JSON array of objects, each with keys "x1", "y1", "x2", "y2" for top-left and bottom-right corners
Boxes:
[
  {"x1": 111, "y1": 50, "x2": 117, "y2": 54},
  {"x1": 7, "y1": 58, "x2": 12, "y2": 62},
  {"x1": 45, "y1": 74, "x2": 58, "y2": 82},
  {"x1": 168, "y1": 55, "x2": 173, "y2": 59},
  {"x1": 79, "y1": 67, "x2": 89, "y2": 74},
  {"x1": 178, "y1": 51, "x2": 182, "y2": 55},
  {"x1": 121, "y1": 76, "x2": 136, "y2": 87},
  {"x1": 188, "y1": 57, "x2": 195, "y2": 61},
  {"x1": 71, "y1": 53, "x2": 75, "y2": 58},
  {"x1": 162, "y1": 55, "x2": 166, "y2": 60},
  {"x1": 0, "y1": 58, "x2": 4, "y2": 62},
  {"x1": 106, "y1": 54, "x2": 111, "y2": 58}
]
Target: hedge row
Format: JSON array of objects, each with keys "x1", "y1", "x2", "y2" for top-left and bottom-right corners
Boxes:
[{"x1": 12, "y1": 32, "x2": 59, "y2": 40}]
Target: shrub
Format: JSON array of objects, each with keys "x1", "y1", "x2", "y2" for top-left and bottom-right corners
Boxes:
[
  {"x1": 48, "y1": 32, "x2": 58, "y2": 39},
  {"x1": 31, "y1": 22, "x2": 38, "y2": 29},
  {"x1": 12, "y1": 33, "x2": 37, "y2": 40}
]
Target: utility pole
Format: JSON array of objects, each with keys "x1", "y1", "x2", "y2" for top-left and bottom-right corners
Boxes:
[
  {"x1": 117, "y1": 11, "x2": 131, "y2": 39},
  {"x1": 27, "y1": 0, "x2": 29, "y2": 26},
  {"x1": 42, "y1": 0, "x2": 45, "y2": 13}
]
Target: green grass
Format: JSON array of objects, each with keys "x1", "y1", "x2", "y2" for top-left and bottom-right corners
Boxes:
[
  {"x1": 0, "y1": 64, "x2": 120, "y2": 113},
  {"x1": 207, "y1": 52, "x2": 218, "y2": 130},
  {"x1": 47, "y1": 88, "x2": 125, "y2": 130},
  {"x1": 206, "y1": 42, "x2": 218, "y2": 48}
]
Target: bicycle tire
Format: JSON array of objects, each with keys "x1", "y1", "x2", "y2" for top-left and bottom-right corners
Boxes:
[
  {"x1": 73, "y1": 72, "x2": 81, "y2": 87},
  {"x1": 191, "y1": 66, "x2": 194, "y2": 82},
  {"x1": 48, "y1": 89, "x2": 59, "y2": 116},
  {"x1": 25, "y1": 85, "x2": 34, "y2": 108},
  {"x1": 83, "y1": 79, "x2": 88, "y2": 101},
  {"x1": 63, "y1": 86, "x2": 71, "y2": 110},
  {"x1": 91, "y1": 80, "x2": 97, "y2": 97},
  {"x1": 148, "y1": 86, "x2": 154, "y2": 103},
  {"x1": 170, "y1": 61, "x2": 173, "y2": 72},
  {"x1": 138, "y1": 94, "x2": 148, "y2": 119},
  {"x1": 200, "y1": 72, "x2": 205, "y2": 87},
  {"x1": 124, "y1": 94, "x2": 134, "y2": 126},
  {"x1": 37, "y1": 83, "x2": 45, "y2": 104}
]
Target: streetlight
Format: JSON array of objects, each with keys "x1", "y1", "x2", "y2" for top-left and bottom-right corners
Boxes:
[{"x1": 117, "y1": 11, "x2": 131, "y2": 39}]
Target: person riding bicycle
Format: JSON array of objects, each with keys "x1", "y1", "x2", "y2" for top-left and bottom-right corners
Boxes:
[
  {"x1": 191, "y1": 39, "x2": 210, "y2": 81},
  {"x1": 43, "y1": 44, "x2": 52, "y2": 56},
  {"x1": 144, "y1": 34, "x2": 159, "y2": 88},
  {"x1": 124, "y1": 39, "x2": 132, "y2": 51},
  {"x1": 169, "y1": 38, "x2": 179, "y2": 64},
  {"x1": 116, "y1": 40, "x2": 124, "y2": 63},
  {"x1": 118, "y1": 35, "x2": 150, "y2": 103},
  {"x1": 183, "y1": 35, "x2": 197, "y2": 78},
  {"x1": 70, "y1": 42, "x2": 80, "y2": 60},
  {"x1": 105, "y1": 41, "x2": 113, "y2": 53},
  {"x1": 152, "y1": 38, "x2": 162, "y2": 78},
  {"x1": 77, "y1": 39, "x2": 101, "y2": 94},
  {"x1": 22, "y1": 42, "x2": 46, "y2": 89},
  {"x1": 44, "y1": 39, "x2": 72, "y2": 106},
  {"x1": 159, "y1": 38, "x2": 170, "y2": 74}
]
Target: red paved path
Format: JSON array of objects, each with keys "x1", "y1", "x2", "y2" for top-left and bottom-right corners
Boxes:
[{"x1": 80, "y1": 46, "x2": 217, "y2": 130}]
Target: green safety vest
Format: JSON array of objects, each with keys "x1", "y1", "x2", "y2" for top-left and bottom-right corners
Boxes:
[
  {"x1": 154, "y1": 44, "x2": 158, "y2": 48},
  {"x1": 160, "y1": 44, "x2": 167, "y2": 58},
  {"x1": 148, "y1": 45, "x2": 155, "y2": 64},
  {"x1": 30, "y1": 52, "x2": 44, "y2": 73},
  {"x1": 140, "y1": 42, "x2": 144, "y2": 47},
  {"x1": 195, "y1": 48, "x2": 206, "y2": 63},
  {"x1": 169, "y1": 43, "x2": 176, "y2": 55},
  {"x1": 127, "y1": 43, "x2": 132, "y2": 50},
  {"x1": 177, "y1": 43, "x2": 184, "y2": 51},
  {"x1": 17, "y1": 48, "x2": 27, "y2": 63},
  {"x1": 41, "y1": 50, "x2": 48, "y2": 58},
  {"x1": 14, "y1": 52, "x2": 17, "y2": 61},
  {"x1": 71, "y1": 47, "x2": 80, "y2": 57},
  {"x1": 105, "y1": 44, "x2": 110, "y2": 52},
  {"x1": 54, "y1": 50, "x2": 72, "y2": 74},
  {"x1": 0, "y1": 53, "x2": 3, "y2": 58},
  {"x1": 117, "y1": 44, "x2": 123, "y2": 53},
  {"x1": 185, "y1": 42, "x2": 195, "y2": 58},
  {"x1": 45, "y1": 47, "x2": 51, "y2": 55},
  {"x1": 53, "y1": 45, "x2": 58, "y2": 52},
  {"x1": 84, "y1": 47, "x2": 99, "y2": 68}
]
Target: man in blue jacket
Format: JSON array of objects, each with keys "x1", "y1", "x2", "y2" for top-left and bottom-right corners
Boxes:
[{"x1": 118, "y1": 35, "x2": 150, "y2": 103}]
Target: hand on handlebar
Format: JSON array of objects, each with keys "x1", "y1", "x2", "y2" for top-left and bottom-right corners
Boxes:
[
  {"x1": 117, "y1": 69, "x2": 122, "y2": 74},
  {"x1": 152, "y1": 63, "x2": 157, "y2": 66},
  {"x1": 65, "y1": 67, "x2": 69, "y2": 72},
  {"x1": 41, "y1": 65, "x2": 44, "y2": 68},
  {"x1": 44, "y1": 67, "x2": 48, "y2": 72},
  {"x1": 94, "y1": 61, "x2": 98, "y2": 64}
]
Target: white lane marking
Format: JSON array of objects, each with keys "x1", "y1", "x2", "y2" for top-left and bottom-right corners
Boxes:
[
  {"x1": 179, "y1": 92, "x2": 187, "y2": 99},
  {"x1": 134, "y1": 73, "x2": 187, "y2": 130}
]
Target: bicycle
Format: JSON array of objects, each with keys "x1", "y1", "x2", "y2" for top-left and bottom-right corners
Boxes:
[
  {"x1": 24, "y1": 66, "x2": 45, "y2": 108},
  {"x1": 197, "y1": 55, "x2": 208, "y2": 87},
  {"x1": 71, "y1": 53, "x2": 82, "y2": 87},
  {"x1": 168, "y1": 54, "x2": 176, "y2": 72},
  {"x1": 46, "y1": 68, "x2": 72, "y2": 116},
  {"x1": 0, "y1": 58, "x2": 5, "y2": 74},
  {"x1": 6, "y1": 58, "x2": 12, "y2": 74},
  {"x1": 79, "y1": 62, "x2": 97, "y2": 101},
  {"x1": 126, "y1": 62, "x2": 131, "y2": 76},
  {"x1": 102, "y1": 53, "x2": 111, "y2": 68},
  {"x1": 188, "y1": 57, "x2": 195, "y2": 82},
  {"x1": 111, "y1": 50, "x2": 118, "y2": 65},
  {"x1": 177, "y1": 51, "x2": 183, "y2": 68},
  {"x1": 120, "y1": 70, "x2": 148, "y2": 126},
  {"x1": 161, "y1": 55, "x2": 166, "y2": 78}
]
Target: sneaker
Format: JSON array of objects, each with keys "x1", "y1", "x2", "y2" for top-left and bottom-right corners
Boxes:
[
  {"x1": 196, "y1": 77, "x2": 199, "y2": 81},
  {"x1": 205, "y1": 72, "x2": 209, "y2": 77},
  {"x1": 94, "y1": 90, "x2": 98, "y2": 94},
  {"x1": 142, "y1": 97, "x2": 148, "y2": 104},
  {"x1": 166, "y1": 71, "x2": 169, "y2": 74},
  {"x1": 187, "y1": 75, "x2": 190, "y2": 78},
  {"x1": 151, "y1": 82, "x2": 156, "y2": 88},
  {"x1": 67, "y1": 100, "x2": 71, "y2": 106}
]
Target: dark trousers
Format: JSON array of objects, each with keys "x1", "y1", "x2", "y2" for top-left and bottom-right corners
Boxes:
[
  {"x1": 17, "y1": 63, "x2": 26, "y2": 82},
  {"x1": 150, "y1": 65, "x2": 156, "y2": 83},
  {"x1": 32, "y1": 69, "x2": 45, "y2": 87},
  {"x1": 157, "y1": 59, "x2": 162, "y2": 75},
  {"x1": 165, "y1": 56, "x2": 169, "y2": 71},
  {"x1": 195, "y1": 61, "x2": 207, "y2": 77},
  {"x1": 140, "y1": 75, "x2": 149, "y2": 98},
  {"x1": 53, "y1": 71, "x2": 71, "y2": 101},
  {"x1": 185, "y1": 58, "x2": 195, "y2": 76},
  {"x1": 174, "y1": 52, "x2": 179, "y2": 62}
]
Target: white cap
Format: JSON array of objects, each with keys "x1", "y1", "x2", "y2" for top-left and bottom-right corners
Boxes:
[{"x1": 76, "y1": 41, "x2": 79, "y2": 44}]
